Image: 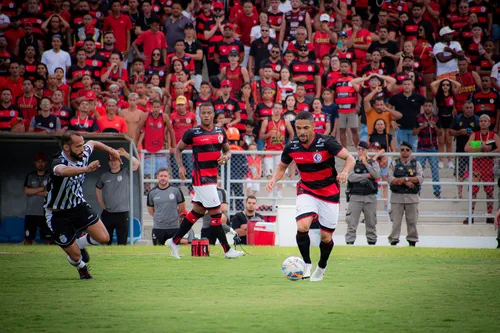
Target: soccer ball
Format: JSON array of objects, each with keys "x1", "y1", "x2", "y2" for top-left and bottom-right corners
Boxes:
[{"x1": 281, "y1": 256, "x2": 305, "y2": 280}]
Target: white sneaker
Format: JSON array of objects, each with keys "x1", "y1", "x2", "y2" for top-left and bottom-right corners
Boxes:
[
  {"x1": 447, "y1": 161, "x2": 455, "y2": 169},
  {"x1": 224, "y1": 248, "x2": 244, "y2": 259},
  {"x1": 438, "y1": 161, "x2": 444, "y2": 169},
  {"x1": 310, "y1": 266, "x2": 326, "y2": 282},
  {"x1": 302, "y1": 263, "x2": 312, "y2": 279},
  {"x1": 165, "y1": 239, "x2": 180, "y2": 259}
]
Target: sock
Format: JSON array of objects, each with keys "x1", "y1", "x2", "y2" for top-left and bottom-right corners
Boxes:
[
  {"x1": 210, "y1": 213, "x2": 230, "y2": 252},
  {"x1": 173, "y1": 211, "x2": 203, "y2": 244},
  {"x1": 318, "y1": 240, "x2": 334, "y2": 269},
  {"x1": 67, "y1": 256, "x2": 86, "y2": 269},
  {"x1": 76, "y1": 234, "x2": 100, "y2": 249},
  {"x1": 296, "y1": 231, "x2": 311, "y2": 264}
]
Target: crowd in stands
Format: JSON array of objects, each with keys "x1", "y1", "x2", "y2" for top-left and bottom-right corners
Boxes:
[{"x1": 1, "y1": 0, "x2": 499, "y2": 207}]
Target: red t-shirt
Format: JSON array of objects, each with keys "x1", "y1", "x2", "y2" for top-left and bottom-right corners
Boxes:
[
  {"x1": 170, "y1": 111, "x2": 197, "y2": 144},
  {"x1": 234, "y1": 12, "x2": 259, "y2": 46},
  {"x1": 0, "y1": 76, "x2": 23, "y2": 101},
  {"x1": 134, "y1": 30, "x2": 167, "y2": 67},
  {"x1": 97, "y1": 114, "x2": 128, "y2": 133},
  {"x1": 103, "y1": 14, "x2": 133, "y2": 52}
]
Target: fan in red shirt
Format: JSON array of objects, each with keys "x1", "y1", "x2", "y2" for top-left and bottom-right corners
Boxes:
[
  {"x1": 131, "y1": 17, "x2": 167, "y2": 67},
  {"x1": 0, "y1": 62, "x2": 24, "y2": 101},
  {"x1": 97, "y1": 99, "x2": 128, "y2": 133},
  {"x1": 170, "y1": 95, "x2": 198, "y2": 145},
  {"x1": 140, "y1": 99, "x2": 176, "y2": 154},
  {"x1": 15, "y1": 79, "x2": 39, "y2": 129},
  {"x1": 103, "y1": 0, "x2": 133, "y2": 54},
  {"x1": 166, "y1": 40, "x2": 195, "y2": 75},
  {"x1": 233, "y1": 0, "x2": 259, "y2": 64}
]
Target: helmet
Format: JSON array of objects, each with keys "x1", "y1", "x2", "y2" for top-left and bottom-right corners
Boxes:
[{"x1": 226, "y1": 127, "x2": 240, "y2": 141}]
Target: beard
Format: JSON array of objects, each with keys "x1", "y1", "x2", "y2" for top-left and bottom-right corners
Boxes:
[{"x1": 70, "y1": 149, "x2": 84, "y2": 161}]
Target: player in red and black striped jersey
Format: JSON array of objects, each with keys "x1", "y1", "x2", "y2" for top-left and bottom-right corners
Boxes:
[
  {"x1": 0, "y1": 88, "x2": 21, "y2": 131},
  {"x1": 214, "y1": 23, "x2": 245, "y2": 71},
  {"x1": 166, "y1": 102, "x2": 244, "y2": 259},
  {"x1": 267, "y1": 111, "x2": 355, "y2": 281}
]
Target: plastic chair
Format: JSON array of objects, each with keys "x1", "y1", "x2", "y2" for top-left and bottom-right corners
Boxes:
[{"x1": 0, "y1": 217, "x2": 25, "y2": 243}]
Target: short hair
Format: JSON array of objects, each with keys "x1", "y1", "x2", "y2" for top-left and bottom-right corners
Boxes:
[
  {"x1": 424, "y1": 99, "x2": 433, "y2": 104},
  {"x1": 340, "y1": 59, "x2": 351, "y2": 66},
  {"x1": 479, "y1": 114, "x2": 491, "y2": 121},
  {"x1": 61, "y1": 131, "x2": 82, "y2": 148},
  {"x1": 412, "y1": 3, "x2": 423, "y2": 9},
  {"x1": 150, "y1": 16, "x2": 161, "y2": 25},
  {"x1": 246, "y1": 195, "x2": 257, "y2": 202},
  {"x1": 199, "y1": 102, "x2": 214, "y2": 112},
  {"x1": 111, "y1": 50, "x2": 123, "y2": 61},
  {"x1": 379, "y1": 26, "x2": 388, "y2": 32},
  {"x1": 128, "y1": 93, "x2": 139, "y2": 99},
  {"x1": 2, "y1": 88, "x2": 12, "y2": 94},
  {"x1": 263, "y1": 65, "x2": 274, "y2": 71},
  {"x1": 373, "y1": 97, "x2": 385, "y2": 103},
  {"x1": 462, "y1": 100, "x2": 474, "y2": 107},
  {"x1": 200, "y1": 80, "x2": 210, "y2": 87},
  {"x1": 156, "y1": 168, "x2": 169, "y2": 176},
  {"x1": 151, "y1": 99, "x2": 162, "y2": 105},
  {"x1": 109, "y1": 84, "x2": 120, "y2": 90},
  {"x1": 295, "y1": 111, "x2": 314, "y2": 122}
]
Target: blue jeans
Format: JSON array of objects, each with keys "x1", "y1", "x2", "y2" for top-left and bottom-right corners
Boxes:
[
  {"x1": 396, "y1": 129, "x2": 418, "y2": 151},
  {"x1": 417, "y1": 148, "x2": 441, "y2": 195}
]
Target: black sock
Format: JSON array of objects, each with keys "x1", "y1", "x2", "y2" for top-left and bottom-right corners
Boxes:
[
  {"x1": 296, "y1": 231, "x2": 311, "y2": 264},
  {"x1": 173, "y1": 220, "x2": 194, "y2": 244},
  {"x1": 318, "y1": 240, "x2": 334, "y2": 269},
  {"x1": 213, "y1": 224, "x2": 230, "y2": 252}
]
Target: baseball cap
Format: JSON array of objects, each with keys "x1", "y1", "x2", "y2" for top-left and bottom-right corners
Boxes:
[
  {"x1": 85, "y1": 91, "x2": 97, "y2": 101},
  {"x1": 357, "y1": 141, "x2": 370, "y2": 150},
  {"x1": 320, "y1": 14, "x2": 330, "y2": 22},
  {"x1": 229, "y1": 49, "x2": 239, "y2": 57},
  {"x1": 339, "y1": 31, "x2": 348, "y2": 38},
  {"x1": 214, "y1": 2, "x2": 224, "y2": 9},
  {"x1": 439, "y1": 26, "x2": 454, "y2": 36},
  {"x1": 223, "y1": 23, "x2": 234, "y2": 30},
  {"x1": 184, "y1": 22, "x2": 194, "y2": 30},
  {"x1": 221, "y1": 79, "x2": 232, "y2": 87},
  {"x1": 400, "y1": 141, "x2": 413, "y2": 150},
  {"x1": 85, "y1": 24, "x2": 96, "y2": 35},
  {"x1": 34, "y1": 153, "x2": 47, "y2": 161},
  {"x1": 370, "y1": 142, "x2": 381, "y2": 149},
  {"x1": 176, "y1": 96, "x2": 187, "y2": 105}
]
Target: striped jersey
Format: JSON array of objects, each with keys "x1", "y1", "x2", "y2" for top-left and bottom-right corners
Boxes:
[
  {"x1": 45, "y1": 144, "x2": 92, "y2": 210},
  {"x1": 182, "y1": 126, "x2": 228, "y2": 186},
  {"x1": 281, "y1": 133, "x2": 343, "y2": 202}
]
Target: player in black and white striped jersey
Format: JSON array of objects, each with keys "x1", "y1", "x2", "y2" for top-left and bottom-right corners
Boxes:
[{"x1": 45, "y1": 131, "x2": 121, "y2": 280}]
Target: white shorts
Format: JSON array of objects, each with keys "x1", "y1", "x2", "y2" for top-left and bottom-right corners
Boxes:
[
  {"x1": 295, "y1": 194, "x2": 339, "y2": 231},
  {"x1": 264, "y1": 156, "x2": 280, "y2": 177},
  {"x1": 192, "y1": 185, "x2": 221, "y2": 209},
  {"x1": 246, "y1": 178, "x2": 261, "y2": 192}
]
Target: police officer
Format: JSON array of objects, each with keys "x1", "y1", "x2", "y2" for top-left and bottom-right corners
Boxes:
[
  {"x1": 345, "y1": 141, "x2": 381, "y2": 245},
  {"x1": 388, "y1": 142, "x2": 424, "y2": 246}
]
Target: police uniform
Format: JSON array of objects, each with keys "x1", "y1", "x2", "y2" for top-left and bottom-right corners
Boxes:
[
  {"x1": 345, "y1": 157, "x2": 380, "y2": 245},
  {"x1": 388, "y1": 157, "x2": 424, "y2": 245}
]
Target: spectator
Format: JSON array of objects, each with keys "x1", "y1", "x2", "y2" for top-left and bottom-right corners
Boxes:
[
  {"x1": 41, "y1": 35, "x2": 71, "y2": 79},
  {"x1": 132, "y1": 17, "x2": 167, "y2": 67},
  {"x1": 276, "y1": 66, "x2": 296, "y2": 103},
  {"x1": 234, "y1": 0, "x2": 260, "y2": 67},
  {"x1": 69, "y1": 99, "x2": 98, "y2": 132},
  {"x1": 16, "y1": 79, "x2": 40, "y2": 128},
  {"x1": 470, "y1": 76, "x2": 500, "y2": 133},
  {"x1": 104, "y1": 1, "x2": 133, "y2": 59},
  {"x1": 476, "y1": 40, "x2": 499, "y2": 77},
  {"x1": 364, "y1": 88, "x2": 402, "y2": 137},
  {"x1": 370, "y1": 10, "x2": 397, "y2": 41},
  {"x1": 311, "y1": 98, "x2": 331, "y2": 135},
  {"x1": 167, "y1": 40, "x2": 195, "y2": 77},
  {"x1": 251, "y1": 65, "x2": 278, "y2": 104},
  {"x1": 100, "y1": 31, "x2": 120, "y2": 60},
  {"x1": 492, "y1": 60, "x2": 500, "y2": 92},
  {"x1": 464, "y1": 114, "x2": 500, "y2": 224},
  {"x1": 163, "y1": 1, "x2": 190, "y2": 54},
  {"x1": 433, "y1": 26, "x2": 464, "y2": 80},
  {"x1": 137, "y1": 0, "x2": 159, "y2": 35},
  {"x1": 0, "y1": 62, "x2": 24, "y2": 101},
  {"x1": 23, "y1": 153, "x2": 51, "y2": 245},
  {"x1": 50, "y1": 90, "x2": 73, "y2": 130},
  {"x1": 246, "y1": 142, "x2": 262, "y2": 196},
  {"x1": 41, "y1": 14, "x2": 70, "y2": 50},
  {"x1": 204, "y1": 2, "x2": 229, "y2": 77},
  {"x1": 183, "y1": 23, "x2": 203, "y2": 91},
  {"x1": 334, "y1": 59, "x2": 359, "y2": 147},
  {"x1": 14, "y1": 23, "x2": 43, "y2": 59},
  {"x1": 449, "y1": 100, "x2": 479, "y2": 200},
  {"x1": 348, "y1": 14, "x2": 373, "y2": 74},
  {"x1": 249, "y1": 24, "x2": 280, "y2": 80},
  {"x1": 214, "y1": 23, "x2": 245, "y2": 72},
  {"x1": 119, "y1": 93, "x2": 147, "y2": 147},
  {"x1": 289, "y1": 44, "x2": 321, "y2": 99},
  {"x1": 0, "y1": 88, "x2": 21, "y2": 131},
  {"x1": 84, "y1": 38, "x2": 109, "y2": 79},
  {"x1": 412, "y1": 100, "x2": 442, "y2": 199},
  {"x1": 313, "y1": 14, "x2": 337, "y2": 64},
  {"x1": 388, "y1": 141, "x2": 424, "y2": 247},
  {"x1": 97, "y1": 99, "x2": 128, "y2": 133},
  {"x1": 234, "y1": 83, "x2": 254, "y2": 135},
  {"x1": 96, "y1": 148, "x2": 140, "y2": 245},
  {"x1": 250, "y1": 13, "x2": 277, "y2": 44},
  {"x1": 213, "y1": 79, "x2": 241, "y2": 128},
  {"x1": 414, "y1": 24, "x2": 436, "y2": 98},
  {"x1": 321, "y1": 88, "x2": 338, "y2": 136},
  {"x1": 267, "y1": 0, "x2": 284, "y2": 41},
  {"x1": 388, "y1": 78, "x2": 426, "y2": 151},
  {"x1": 21, "y1": 46, "x2": 39, "y2": 82},
  {"x1": 231, "y1": 196, "x2": 264, "y2": 245},
  {"x1": 147, "y1": 168, "x2": 186, "y2": 245},
  {"x1": 220, "y1": 50, "x2": 250, "y2": 97},
  {"x1": 67, "y1": 49, "x2": 94, "y2": 102},
  {"x1": 279, "y1": 0, "x2": 312, "y2": 48},
  {"x1": 287, "y1": 26, "x2": 316, "y2": 62},
  {"x1": 29, "y1": 97, "x2": 62, "y2": 133}
]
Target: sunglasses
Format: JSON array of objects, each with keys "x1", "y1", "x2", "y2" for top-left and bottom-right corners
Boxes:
[
  {"x1": 153, "y1": 53, "x2": 160, "y2": 56},
  {"x1": 270, "y1": 50, "x2": 279, "y2": 54},
  {"x1": 400, "y1": 148, "x2": 411, "y2": 152},
  {"x1": 261, "y1": 29, "x2": 270, "y2": 32}
]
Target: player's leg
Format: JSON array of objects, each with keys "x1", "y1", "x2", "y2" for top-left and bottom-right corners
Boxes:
[
  {"x1": 295, "y1": 194, "x2": 318, "y2": 278},
  {"x1": 63, "y1": 242, "x2": 92, "y2": 280},
  {"x1": 311, "y1": 200, "x2": 339, "y2": 282},
  {"x1": 166, "y1": 202, "x2": 205, "y2": 259}
]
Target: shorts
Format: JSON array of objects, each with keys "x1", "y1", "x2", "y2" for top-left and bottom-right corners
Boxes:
[
  {"x1": 295, "y1": 194, "x2": 339, "y2": 232},
  {"x1": 192, "y1": 184, "x2": 221, "y2": 209},
  {"x1": 45, "y1": 204, "x2": 99, "y2": 248},
  {"x1": 439, "y1": 115, "x2": 453, "y2": 129},
  {"x1": 152, "y1": 228, "x2": 177, "y2": 245},
  {"x1": 455, "y1": 156, "x2": 469, "y2": 178},
  {"x1": 201, "y1": 227, "x2": 218, "y2": 245},
  {"x1": 246, "y1": 178, "x2": 261, "y2": 192},
  {"x1": 263, "y1": 155, "x2": 280, "y2": 177},
  {"x1": 338, "y1": 112, "x2": 358, "y2": 129},
  {"x1": 24, "y1": 215, "x2": 51, "y2": 241}
]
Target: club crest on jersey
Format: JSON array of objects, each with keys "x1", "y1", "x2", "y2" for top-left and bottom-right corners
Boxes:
[
  {"x1": 275, "y1": 65, "x2": 281, "y2": 71},
  {"x1": 490, "y1": 99, "x2": 495, "y2": 104},
  {"x1": 159, "y1": 71, "x2": 165, "y2": 77},
  {"x1": 59, "y1": 235, "x2": 67, "y2": 243},
  {"x1": 313, "y1": 153, "x2": 322, "y2": 163},
  {"x1": 117, "y1": 175, "x2": 122, "y2": 182},
  {"x1": 280, "y1": 125, "x2": 285, "y2": 131},
  {"x1": 10, "y1": 111, "x2": 15, "y2": 117},
  {"x1": 218, "y1": 134, "x2": 224, "y2": 143},
  {"x1": 298, "y1": 15, "x2": 304, "y2": 21},
  {"x1": 308, "y1": 66, "x2": 313, "y2": 71},
  {"x1": 186, "y1": 118, "x2": 191, "y2": 124},
  {"x1": 169, "y1": 193, "x2": 175, "y2": 200}
]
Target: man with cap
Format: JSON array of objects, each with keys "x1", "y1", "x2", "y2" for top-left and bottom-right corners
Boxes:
[
  {"x1": 290, "y1": 43, "x2": 321, "y2": 100},
  {"x1": 388, "y1": 141, "x2": 424, "y2": 246},
  {"x1": 312, "y1": 14, "x2": 337, "y2": 64},
  {"x1": 213, "y1": 80, "x2": 242, "y2": 128},
  {"x1": 96, "y1": 148, "x2": 140, "y2": 245},
  {"x1": 41, "y1": 35, "x2": 71, "y2": 80},
  {"x1": 23, "y1": 152, "x2": 51, "y2": 245},
  {"x1": 345, "y1": 141, "x2": 382, "y2": 245},
  {"x1": 214, "y1": 22, "x2": 245, "y2": 71},
  {"x1": 433, "y1": 26, "x2": 464, "y2": 80}
]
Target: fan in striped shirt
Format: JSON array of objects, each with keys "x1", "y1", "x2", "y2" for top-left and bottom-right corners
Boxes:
[{"x1": 44, "y1": 131, "x2": 121, "y2": 280}]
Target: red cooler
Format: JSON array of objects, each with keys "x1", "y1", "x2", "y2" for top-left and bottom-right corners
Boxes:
[{"x1": 252, "y1": 222, "x2": 276, "y2": 246}]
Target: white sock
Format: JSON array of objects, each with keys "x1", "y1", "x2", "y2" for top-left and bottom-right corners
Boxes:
[
  {"x1": 67, "y1": 256, "x2": 86, "y2": 269},
  {"x1": 76, "y1": 234, "x2": 100, "y2": 249}
]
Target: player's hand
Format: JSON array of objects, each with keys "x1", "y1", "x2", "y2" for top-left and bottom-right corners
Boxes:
[
  {"x1": 217, "y1": 154, "x2": 229, "y2": 165},
  {"x1": 86, "y1": 160, "x2": 101, "y2": 173},
  {"x1": 337, "y1": 171, "x2": 348, "y2": 184},
  {"x1": 179, "y1": 165, "x2": 186, "y2": 180},
  {"x1": 109, "y1": 148, "x2": 122, "y2": 162},
  {"x1": 266, "y1": 179, "x2": 276, "y2": 192}
]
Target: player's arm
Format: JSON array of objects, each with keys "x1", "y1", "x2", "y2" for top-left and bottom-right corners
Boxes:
[
  {"x1": 86, "y1": 140, "x2": 121, "y2": 160},
  {"x1": 266, "y1": 161, "x2": 289, "y2": 193},
  {"x1": 217, "y1": 142, "x2": 232, "y2": 165},
  {"x1": 175, "y1": 139, "x2": 188, "y2": 180}
]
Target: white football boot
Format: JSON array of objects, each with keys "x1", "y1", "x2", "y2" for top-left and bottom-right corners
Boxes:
[
  {"x1": 302, "y1": 263, "x2": 312, "y2": 279},
  {"x1": 165, "y1": 239, "x2": 180, "y2": 259},
  {"x1": 224, "y1": 248, "x2": 244, "y2": 259},
  {"x1": 310, "y1": 266, "x2": 326, "y2": 282}
]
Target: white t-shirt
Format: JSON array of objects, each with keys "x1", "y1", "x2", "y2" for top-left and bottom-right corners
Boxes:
[
  {"x1": 490, "y1": 61, "x2": 500, "y2": 91},
  {"x1": 250, "y1": 25, "x2": 277, "y2": 41},
  {"x1": 433, "y1": 41, "x2": 462, "y2": 76},
  {"x1": 271, "y1": 1, "x2": 292, "y2": 14},
  {"x1": 41, "y1": 49, "x2": 72, "y2": 82}
]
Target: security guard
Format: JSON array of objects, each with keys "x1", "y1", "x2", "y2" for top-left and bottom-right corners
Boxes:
[
  {"x1": 345, "y1": 141, "x2": 381, "y2": 245},
  {"x1": 388, "y1": 141, "x2": 424, "y2": 246}
]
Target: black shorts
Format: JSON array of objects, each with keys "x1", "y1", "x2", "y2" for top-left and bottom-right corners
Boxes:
[
  {"x1": 46, "y1": 204, "x2": 99, "y2": 248},
  {"x1": 200, "y1": 227, "x2": 218, "y2": 245},
  {"x1": 455, "y1": 156, "x2": 469, "y2": 178},
  {"x1": 439, "y1": 115, "x2": 454, "y2": 129},
  {"x1": 24, "y1": 215, "x2": 51, "y2": 241},
  {"x1": 152, "y1": 228, "x2": 178, "y2": 245}
]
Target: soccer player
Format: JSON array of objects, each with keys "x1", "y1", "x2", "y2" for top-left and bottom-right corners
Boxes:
[
  {"x1": 266, "y1": 111, "x2": 355, "y2": 281},
  {"x1": 166, "y1": 102, "x2": 244, "y2": 259},
  {"x1": 45, "y1": 131, "x2": 121, "y2": 279}
]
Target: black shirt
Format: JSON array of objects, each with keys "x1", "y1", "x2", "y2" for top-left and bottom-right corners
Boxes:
[
  {"x1": 230, "y1": 211, "x2": 265, "y2": 245},
  {"x1": 367, "y1": 40, "x2": 399, "y2": 74},
  {"x1": 249, "y1": 37, "x2": 280, "y2": 75},
  {"x1": 389, "y1": 92, "x2": 426, "y2": 130},
  {"x1": 452, "y1": 114, "x2": 479, "y2": 152},
  {"x1": 184, "y1": 39, "x2": 203, "y2": 75}
]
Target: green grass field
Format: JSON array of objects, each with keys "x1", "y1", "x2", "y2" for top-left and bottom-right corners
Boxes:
[{"x1": 1, "y1": 245, "x2": 499, "y2": 333}]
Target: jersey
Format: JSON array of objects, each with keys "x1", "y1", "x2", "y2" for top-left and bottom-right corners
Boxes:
[
  {"x1": 334, "y1": 74, "x2": 358, "y2": 114},
  {"x1": 281, "y1": 133, "x2": 344, "y2": 203},
  {"x1": 181, "y1": 126, "x2": 228, "y2": 186},
  {"x1": 265, "y1": 118, "x2": 287, "y2": 151},
  {"x1": 45, "y1": 144, "x2": 92, "y2": 210},
  {"x1": 290, "y1": 59, "x2": 320, "y2": 94},
  {"x1": 143, "y1": 113, "x2": 165, "y2": 153},
  {"x1": 312, "y1": 112, "x2": 330, "y2": 134},
  {"x1": 470, "y1": 90, "x2": 500, "y2": 129},
  {"x1": 284, "y1": 9, "x2": 307, "y2": 41}
]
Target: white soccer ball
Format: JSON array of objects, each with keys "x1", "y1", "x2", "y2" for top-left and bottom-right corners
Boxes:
[{"x1": 281, "y1": 256, "x2": 305, "y2": 280}]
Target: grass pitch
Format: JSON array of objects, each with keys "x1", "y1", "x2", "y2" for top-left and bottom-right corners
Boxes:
[{"x1": 0, "y1": 245, "x2": 499, "y2": 333}]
